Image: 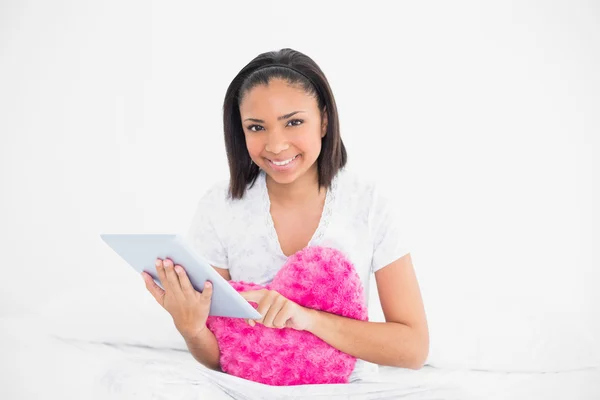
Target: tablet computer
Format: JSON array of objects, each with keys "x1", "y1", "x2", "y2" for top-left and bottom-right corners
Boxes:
[{"x1": 100, "y1": 233, "x2": 261, "y2": 319}]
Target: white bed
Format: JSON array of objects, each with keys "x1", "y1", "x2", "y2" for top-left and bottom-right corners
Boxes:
[{"x1": 2, "y1": 314, "x2": 599, "y2": 400}]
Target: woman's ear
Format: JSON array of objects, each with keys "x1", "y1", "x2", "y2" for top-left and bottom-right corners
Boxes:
[{"x1": 321, "y1": 107, "x2": 328, "y2": 138}]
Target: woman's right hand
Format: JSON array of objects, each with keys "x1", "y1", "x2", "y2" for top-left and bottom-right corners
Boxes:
[{"x1": 142, "y1": 257, "x2": 213, "y2": 339}]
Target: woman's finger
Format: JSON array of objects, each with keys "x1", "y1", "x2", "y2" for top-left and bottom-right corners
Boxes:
[
  {"x1": 142, "y1": 272, "x2": 165, "y2": 306},
  {"x1": 155, "y1": 259, "x2": 171, "y2": 292},
  {"x1": 255, "y1": 291, "x2": 276, "y2": 324},
  {"x1": 240, "y1": 289, "x2": 265, "y2": 326},
  {"x1": 163, "y1": 258, "x2": 184, "y2": 299},
  {"x1": 201, "y1": 281, "x2": 213, "y2": 301},
  {"x1": 262, "y1": 295, "x2": 286, "y2": 328},
  {"x1": 239, "y1": 290, "x2": 265, "y2": 303},
  {"x1": 174, "y1": 265, "x2": 195, "y2": 296},
  {"x1": 272, "y1": 301, "x2": 294, "y2": 328}
]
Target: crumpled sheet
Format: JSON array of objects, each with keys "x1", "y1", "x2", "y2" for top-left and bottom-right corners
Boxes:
[
  {"x1": 0, "y1": 315, "x2": 468, "y2": 400},
  {"x1": 2, "y1": 316, "x2": 599, "y2": 400},
  {"x1": 93, "y1": 341, "x2": 472, "y2": 399}
]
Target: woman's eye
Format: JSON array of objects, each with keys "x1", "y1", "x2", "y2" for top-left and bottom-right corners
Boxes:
[
  {"x1": 247, "y1": 125, "x2": 264, "y2": 132},
  {"x1": 287, "y1": 119, "x2": 304, "y2": 127}
]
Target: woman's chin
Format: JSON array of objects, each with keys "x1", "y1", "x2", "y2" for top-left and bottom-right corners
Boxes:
[{"x1": 266, "y1": 172, "x2": 300, "y2": 186}]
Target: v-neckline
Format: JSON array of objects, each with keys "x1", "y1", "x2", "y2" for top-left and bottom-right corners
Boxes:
[{"x1": 260, "y1": 169, "x2": 338, "y2": 258}]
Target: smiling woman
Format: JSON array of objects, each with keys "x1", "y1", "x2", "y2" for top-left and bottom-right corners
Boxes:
[{"x1": 148, "y1": 48, "x2": 428, "y2": 385}]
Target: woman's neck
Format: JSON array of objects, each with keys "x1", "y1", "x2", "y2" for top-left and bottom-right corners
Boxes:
[{"x1": 265, "y1": 165, "x2": 324, "y2": 207}]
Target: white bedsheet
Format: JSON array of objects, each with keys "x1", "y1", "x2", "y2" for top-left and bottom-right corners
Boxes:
[{"x1": 2, "y1": 315, "x2": 599, "y2": 400}]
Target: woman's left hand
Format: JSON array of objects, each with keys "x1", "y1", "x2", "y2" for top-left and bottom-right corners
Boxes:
[{"x1": 239, "y1": 289, "x2": 315, "y2": 331}]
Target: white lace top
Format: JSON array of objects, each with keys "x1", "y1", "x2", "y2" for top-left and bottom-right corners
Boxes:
[{"x1": 185, "y1": 167, "x2": 410, "y2": 381}]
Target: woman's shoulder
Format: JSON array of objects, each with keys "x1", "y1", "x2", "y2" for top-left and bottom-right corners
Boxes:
[
  {"x1": 199, "y1": 178, "x2": 230, "y2": 204},
  {"x1": 335, "y1": 167, "x2": 402, "y2": 222},
  {"x1": 335, "y1": 167, "x2": 379, "y2": 201},
  {"x1": 331, "y1": 168, "x2": 381, "y2": 222}
]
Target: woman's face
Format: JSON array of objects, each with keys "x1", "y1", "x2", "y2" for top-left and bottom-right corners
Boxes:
[{"x1": 239, "y1": 78, "x2": 327, "y2": 185}]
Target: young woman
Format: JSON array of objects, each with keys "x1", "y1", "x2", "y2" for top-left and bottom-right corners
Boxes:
[{"x1": 142, "y1": 48, "x2": 429, "y2": 382}]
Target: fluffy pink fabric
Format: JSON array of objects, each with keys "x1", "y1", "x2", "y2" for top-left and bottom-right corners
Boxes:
[{"x1": 206, "y1": 246, "x2": 368, "y2": 386}]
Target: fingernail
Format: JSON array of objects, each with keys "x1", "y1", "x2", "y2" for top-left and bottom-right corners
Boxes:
[
  {"x1": 175, "y1": 266, "x2": 181, "y2": 273},
  {"x1": 155, "y1": 260, "x2": 160, "y2": 267},
  {"x1": 205, "y1": 282, "x2": 211, "y2": 288}
]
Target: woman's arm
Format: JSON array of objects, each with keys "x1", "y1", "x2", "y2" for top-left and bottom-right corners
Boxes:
[
  {"x1": 182, "y1": 327, "x2": 222, "y2": 371},
  {"x1": 183, "y1": 265, "x2": 229, "y2": 371},
  {"x1": 306, "y1": 253, "x2": 429, "y2": 369},
  {"x1": 214, "y1": 266, "x2": 231, "y2": 281}
]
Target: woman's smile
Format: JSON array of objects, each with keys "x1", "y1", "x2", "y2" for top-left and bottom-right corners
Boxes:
[{"x1": 266, "y1": 154, "x2": 301, "y2": 171}]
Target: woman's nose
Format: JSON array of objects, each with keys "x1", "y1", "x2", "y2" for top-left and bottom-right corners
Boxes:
[{"x1": 265, "y1": 130, "x2": 289, "y2": 154}]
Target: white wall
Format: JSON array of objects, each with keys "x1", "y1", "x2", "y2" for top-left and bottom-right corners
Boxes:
[{"x1": 1, "y1": 0, "x2": 599, "y2": 369}]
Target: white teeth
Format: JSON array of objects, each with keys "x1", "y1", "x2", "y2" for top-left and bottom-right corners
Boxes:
[{"x1": 271, "y1": 155, "x2": 298, "y2": 166}]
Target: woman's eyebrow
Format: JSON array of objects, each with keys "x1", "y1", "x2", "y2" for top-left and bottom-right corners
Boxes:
[{"x1": 243, "y1": 110, "x2": 306, "y2": 123}]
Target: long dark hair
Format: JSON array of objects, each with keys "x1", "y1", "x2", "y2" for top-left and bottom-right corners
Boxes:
[{"x1": 222, "y1": 48, "x2": 347, "y2": 199}]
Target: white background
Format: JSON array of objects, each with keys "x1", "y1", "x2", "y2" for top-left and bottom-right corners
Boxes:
[{"x1": 1, "y1": 0, "x2": 599, "y2": 371}]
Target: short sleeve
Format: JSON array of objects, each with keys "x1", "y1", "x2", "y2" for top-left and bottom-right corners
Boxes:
[
  {"x1": 369, "y1": 183, "x2": 411, "y2": 273},
  {"x1": 184, "y1": 184, "x2": 229, "y2": 269}
]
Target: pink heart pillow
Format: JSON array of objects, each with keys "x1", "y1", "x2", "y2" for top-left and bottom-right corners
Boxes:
[{"x1": 206, "y1": 246, "x2": 368, "y2": 386}]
